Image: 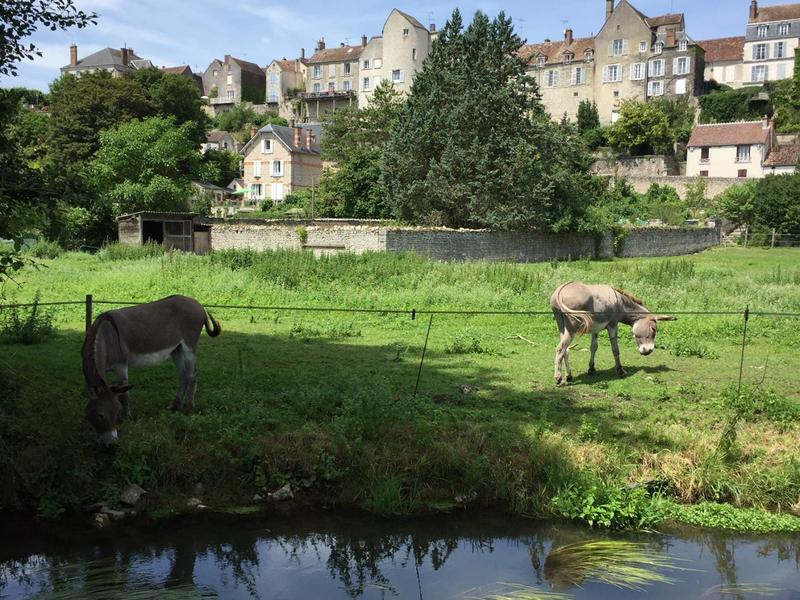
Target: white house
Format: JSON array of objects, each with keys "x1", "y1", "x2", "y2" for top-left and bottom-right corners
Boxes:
[{"x1": 686, "y1": 118, "x2": 775, "y2": 178}]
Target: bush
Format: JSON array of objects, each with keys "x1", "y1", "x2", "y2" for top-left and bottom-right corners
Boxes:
[
  {"x1": 25, "y1": 239, "x2": 62, "y2": 259},
  {"x1": 552, "y1": 481, "x2": 667, "y2": 529},
  {"x1": 0, "y1": 292, "x2": 55, "y2": 344},
  {"x1": 99, "y1": 241, "x2": 165, "y2": 261},
  {"x1": 699, "y1": 87, "x2": 771, "y2": 124}
]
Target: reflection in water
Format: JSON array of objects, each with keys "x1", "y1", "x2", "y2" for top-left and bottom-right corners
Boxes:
[{"x1": 1, "y1": 512, "x2": 799, "y2": 600}]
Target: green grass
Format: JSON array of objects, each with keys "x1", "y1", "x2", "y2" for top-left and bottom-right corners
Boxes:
[{"x1": 0, "y1": 247, "x2": 799, "y2": 531}]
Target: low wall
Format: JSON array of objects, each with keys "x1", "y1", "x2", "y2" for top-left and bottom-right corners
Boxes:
[
  {"x1": 593, "y1": 155, "x2": 680, "y2": 177},
  {"x1": 627, "y1": 175, "x2": 739, "y2": 198},
  {"x1": 204, "y1": 219, "x2": 721, "y2": 262}
]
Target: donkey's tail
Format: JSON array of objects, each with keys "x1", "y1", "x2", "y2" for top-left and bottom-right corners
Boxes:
[
  {"x1": 552, "y1": 282, "x2": 593, "y2": 336},
  {"x1": 204, "y1": 309, "x2": 221, "y2": 337}
]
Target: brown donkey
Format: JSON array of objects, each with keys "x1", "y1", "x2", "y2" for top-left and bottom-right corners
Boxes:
[{"x1": 82, "y1": 295, "x2": 220, "y2": 445}]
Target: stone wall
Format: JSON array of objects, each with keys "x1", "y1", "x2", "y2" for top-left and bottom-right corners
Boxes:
[
  {"x1": 593, "y1": 155, "x2": 680, "y2": 177},
  {"x1": 204, "y1": 218, "x2": 721, "y2": 261},
  {"x1": 626, "y1": 175, "x2": 739, "y2": 199}
]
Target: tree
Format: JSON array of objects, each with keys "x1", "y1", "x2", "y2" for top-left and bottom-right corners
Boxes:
[
  {"x1": 214, "y1": 103, "x2": 286, "y2": 142},
  {"x1": 699, "y1": 87, "x2": 771, "y2": 124},
  {"x1": 606, "y1": 100, "x2": 672, "y2": 155},
  {"x1": 577, "y1": 100, "x2": 600, "y2": 133},
  {"x1": 47, "y1": 71, "x2": 154, "y2": 164},
  {"x1": 201, "y1": 149, "x2": 241, "y2": 187},
  {"x1": 751, "y1": 174, "x2": 800, "y2": 234},
  {"x1": 381, "y1": 9, "x2": 595, "y2": 231},
  {"x1": 0, "y1": 1, "x2": 96, "y2": 76},
  {"x1": 713, "y1": 181, "x2": 757, "y2": 228}
]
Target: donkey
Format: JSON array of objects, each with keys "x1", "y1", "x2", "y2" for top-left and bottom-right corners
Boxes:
[
  {"x1": 550, "y1": 282, "x2": 676, "y2": 385},
  {"x1": 82, "y1": 295, "x2": 220, "y2": 445}
]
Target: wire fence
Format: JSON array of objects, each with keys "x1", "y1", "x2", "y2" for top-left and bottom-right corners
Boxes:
[{"x1": 2, "y1": 295, "x2": 800, "y2": 400}]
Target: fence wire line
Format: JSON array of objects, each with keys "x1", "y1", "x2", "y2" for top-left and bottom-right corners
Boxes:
[{"x1": 0, "y1": 298, "x2": 800, "y2": 318}]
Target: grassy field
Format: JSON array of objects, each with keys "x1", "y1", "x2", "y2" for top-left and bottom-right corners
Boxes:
[{"x1": 1, "y1": 246, "x2": 799, "y2": 530}]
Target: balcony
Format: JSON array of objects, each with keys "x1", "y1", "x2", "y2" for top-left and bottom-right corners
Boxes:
[
  {"x1": 299, "y1": 89, "x2": 357, "y2": 101},
  {"x1": 210, "y1": 96, "x2": 236, "y2": 105}
]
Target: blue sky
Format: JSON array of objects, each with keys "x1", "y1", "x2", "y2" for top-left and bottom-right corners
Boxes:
[{"x1": 4, "y1": 0, "x2": 752, "y2": 91}]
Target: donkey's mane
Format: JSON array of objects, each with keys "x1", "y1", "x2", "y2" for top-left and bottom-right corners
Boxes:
[{"x1": 612, "y1": 287, "x2": 645, "y2": 307}]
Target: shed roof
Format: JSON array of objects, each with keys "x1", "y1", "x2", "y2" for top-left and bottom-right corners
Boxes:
[
  {"x1": 687, "y1": 121, "x2": 770, "y2": 147},
  {"x1": 117, "y1": 211, "x2": 198, "y2": 221},
  {"x1": 764, "y1": 144, "x2": 800, "y2": 166},
  {"x1": 699, "y1": 37, "x2": 745, "y2": 62}
]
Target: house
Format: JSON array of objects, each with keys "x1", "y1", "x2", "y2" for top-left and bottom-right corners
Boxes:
[
  {"x1": 162, "y1": 65, "x2": 203, "y2": 91},
  {"x1": 202, "y1": 130, "x2": 240, "y2": 153},
  {"x1": 699, "y1": 37, "x2": 746, "y2": 88},
  {"x1": 301, "y1": 39, "x2": 362, "y2": 120},
  {"x1": 60, "y1": 45, "x2": 152, "y2": 77},
  {"x1": 266, "y1": 58, "x2": 307, "y2": 120},
  {"x1": 744, "y1": 0, "x2": 800, "y2": 84},
  {"x1": 202, "y1": 55, "x2": 266, "y2": 113},
  {"x1": 686, "y1": 118, "x2": 775, "y2": 178},
  {"x1": 763, "y1": 143, "x2": 800, "y2": 173},
  {"x1": 521, "y1": 0, "x2": 705, "y2": 124},
  {"x1": 239, "y1": 123, "x2": 323, "y2": 205}
]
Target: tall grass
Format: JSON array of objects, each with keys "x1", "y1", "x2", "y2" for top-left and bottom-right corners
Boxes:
[{"x1": 99, "y1": 242, "x2": 165, "y2": 261}]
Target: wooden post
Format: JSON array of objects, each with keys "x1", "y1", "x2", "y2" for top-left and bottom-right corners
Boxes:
[
  {"x1": 85, "y1": 294, "x2": 93, "y2": 334},
  {"x1": 771, "y1": 228, "x2": 776, "y2": 248},
  {"x1": 743, "y1": 226, "x2": 749, "y2": 248}
]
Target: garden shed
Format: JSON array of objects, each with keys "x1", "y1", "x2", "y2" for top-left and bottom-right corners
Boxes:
[{"x1": 117, "y1": 211, "x2": 200, "y2": 253}]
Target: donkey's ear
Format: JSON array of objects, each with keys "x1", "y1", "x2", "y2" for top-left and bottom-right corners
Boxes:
[
  {"x1": 655, "y1": 315, "x2": 677, "y2": 322},
  {"x1": 111, "y1": 384, "x2": 134, "y2": 394}
]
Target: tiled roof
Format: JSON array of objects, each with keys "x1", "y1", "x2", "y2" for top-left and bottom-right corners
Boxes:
[
  {"x1": 645, "y1": 13, "x2": 684, "y2": 28},
  {"x1": 241, "y1": 123, "x2": 324, "y2": 156},
  {"x1": 229, "y1": 56, "x2": 264, "y2": 75},
  {"x1": 163, "y1": 65, "x2": 192, "y2": 76},
  {"x1": 395, "y1": 9, "x2": 427, "y2": 30},
  {"x1": 687, "y1": 121, "x2": 770, "y2": 147},
  {"x1": 764, "y1": 144, "x2": 800, "y2": 166},
  {"x1": 206, "y1": 130, "x2": 232, "y2": 143},
  {"x1": 520, "y1": 37, "x2": 594, "y2": 65},
  {"x1": 275, "y1": 59, "x2": 296, "y2": 70},
  {"x1": 305, "y1": 45, "x2": 363, "y2": 64},
  {"x1": 750, "y1": 3, "x2": 800, "y2": 23},
  {"x1": 699, "y1": 37, "x2": 745, "y2": 62},
  {"x1": 63, "y1": 47, "x2": 143, "y2": 70}
]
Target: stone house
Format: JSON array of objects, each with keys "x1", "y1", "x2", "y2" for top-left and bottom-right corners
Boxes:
[
  {"x1": 266, "y1": 58, "x2": 307, "y2": 120},
  {"x1": 201, "y1": 130, "x2": 240, "y2": 154},
  {"x1": 162, "y1": 65, "x2": 203, "y2": 91},
  {"x1": 239, "y1": 123, "x2": 323, "y2": 205},
  {"x1": 301, "y1": 40, "x2": 362, "y2": 120},
  {"x1": 763, "y1": 143, "x2": 800, "y2": 174},
  {"x1": 202, "y1": 55, "x2": 266, "y2": 113},
  {"x1": 699, "y1": 37, "x2": 746, "y2": 88},
  {"x1": 744, "y1": 0, "x2": 800, "y2": 85},
  {"x1": 60, "y1": 45, "x2": 151, "y2": 77},
  {"x1": 686, "y1": 118, "x2": 775, "y2": 178}
]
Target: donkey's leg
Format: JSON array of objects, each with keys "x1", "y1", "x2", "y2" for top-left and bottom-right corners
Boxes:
[
  {"x1": 170, "y1": 347, "x2": 189, "y2": 412},
  {"x1": 563, "y1": 336, "x2": 575, "y2": 383},
  {"x1": 113, "y1": 364, "x2": 131, "y2": 419},
  {"x1": 555, "y1": 331, "x2": 574, "y2": 385},
  {"x1": 553, "y1": 312, "x2": 567, "y2": 385},
  {"x1": 588, "y1": 333, "x2": 599, "y2": 375},
  {"x1": 608, "y1": 324, "x2": 627, "y2": 378},
  {"x1": 180, "y1": 347, "x2": 198, "y2": 416}
]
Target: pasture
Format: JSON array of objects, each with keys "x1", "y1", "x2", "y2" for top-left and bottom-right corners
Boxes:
[{"x1": 1, "y1": 247, "x2": 799, "y2": 529}]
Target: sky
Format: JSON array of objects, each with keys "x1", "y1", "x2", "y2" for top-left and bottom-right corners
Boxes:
[{"x1": 3, "y1": 0, "x2": 753, "y2": 91}]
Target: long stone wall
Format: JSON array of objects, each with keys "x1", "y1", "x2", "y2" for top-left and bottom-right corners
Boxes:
[
  {"x1": 204, "y1": 218, "x2": 721, "y2": 262},
  {"x1": 626, "y1": 175, "x2": 739, "y2": 199},
  {"x1": 593, "y1": 155, "x2": 680, "y2": 177}
]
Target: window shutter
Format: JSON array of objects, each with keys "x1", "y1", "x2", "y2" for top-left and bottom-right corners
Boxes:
[
  {"x1": 622, "y1": 40, "x2": 628, "y2": 55},
  {"x1": 603, "y1": 66, "x2": 608, "y2": 82},
  {"x1": 765, "y1": 45, "x2": 770, "y2": 59},
  {"x1": 608, "y1": 42, "x2": 614, "y2": 57},
  {"x1": 571, "y1": 68, "x2": 577, "y2": 85}
]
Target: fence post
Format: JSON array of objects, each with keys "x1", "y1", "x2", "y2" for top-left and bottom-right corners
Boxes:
[
  {"x1": 85, "y1": 294, "x2": 93, "y2": 334},
  {"x1": 737, "y1": 305, "x2": 750, "y2": 396},
  {"x1": 743, "y1": 226, "x2": 748, "y2": 248},
  {"x1": 771, "y1": 228, "x2": 776, "y2": 249},
  {"x1": 413, "y1": 314, "x2": 434, "y2": 396}
]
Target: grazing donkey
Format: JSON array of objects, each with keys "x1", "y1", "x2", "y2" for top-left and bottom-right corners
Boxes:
[
  {"x1": 550, "y1": 282, "x2": 676, "y2": 385},
  {"x1": 82, "y1": 295, "x2": 220, "y2": 445}
]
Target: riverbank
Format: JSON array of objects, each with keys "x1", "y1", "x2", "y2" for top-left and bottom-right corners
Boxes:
[{"x1": 0, "y1": 247, "x2": 798, "y2": 531}]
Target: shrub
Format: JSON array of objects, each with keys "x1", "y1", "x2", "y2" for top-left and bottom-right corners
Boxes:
[
  {"x1": 552, "y1": 481, "x2": 667, "y2": 529},
  {"x1": 99, "y1": 241, "x2": 165, "y2": 261},
  {"x1": 25, "y1": 239, "x2": 62, "y2": 259},
  {"x1": 0, "y1": 292, "x2": 55, "y2": 344}
]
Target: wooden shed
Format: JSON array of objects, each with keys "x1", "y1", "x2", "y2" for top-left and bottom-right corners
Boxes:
[{"x1": 117, "y1": 212, "x2": 204, "y2": 253}]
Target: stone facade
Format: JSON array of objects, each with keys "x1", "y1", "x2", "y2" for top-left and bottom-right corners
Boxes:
[
  {"x1": 202, "y1": 55, "x2": 266, "y2": 111},
  {"x1": 266, "y1": 59, "x2": 306, "y2": 120},
  {"x1": 593, "y1": 155, "x2": 680, "y2": 177},
  {"x1": 625, "y1": 175, "x2": 744, "y2": 198}
]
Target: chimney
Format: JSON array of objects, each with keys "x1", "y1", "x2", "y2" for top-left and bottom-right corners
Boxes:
[
  {"x1": 301, "y1": 47, "x2": 305, "y2": 59},
  {"x1": 69, "y1": 44, "x2": 78, "y2": 66},
  {"x1": 250, "y1": 126, "x2": 258, "y2": 139},
  {"x1": 317, "y1": 38, "x2": 325, "y2": 51},
  {"x1": 290, "y1": 118, "x2": 296, "y2": 128},
  {"x1": 564, "y1": 28, "x2": 574, "y2": 46},
  {"x1": 293, "y1": 126, "x2": 302, "y2": 148},
  {"x1": 430, "y1": 23, "x2": 436, "y2": 33},
  {"x1": 750, "y1": 0, "x2": 758, "y2": 21},
  {"x1": 121, "y1": 47, "x2": 129, "y2": 65},
  {"x1": 606, "y1": 0, "x2": 614, "y2": 21},
  {"x1": 544, "y1": 38, "x2": 551, "y2": 45},
  {"x1": 224, "y1": 54, "x2": 231, "y2": 65},
  {"x1": 666, "y1": 28, "x2": 676, "y2": 47},
  {"x1": 361, "y1": 34, "x2": 368, "y2": 47},
  {"x1": 128, "y1": 48, "x2": 134, "y2": 57},
  {"x1": 305, "y1": 128, "x2": 313, "y2": 148}
]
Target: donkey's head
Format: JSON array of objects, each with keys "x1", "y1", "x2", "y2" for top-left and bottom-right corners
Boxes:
[
  {"x1": 85, "y1": 384, "x2": 133, "y2": 446},
  {"x1": 632, "y1": 315, "x2": 677, "y2": 355}
]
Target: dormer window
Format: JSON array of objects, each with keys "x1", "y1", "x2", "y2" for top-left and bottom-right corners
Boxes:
[
  {"x1": 564, "y1": 52, "x2": 573, "y2": 64},
  {"x1": 654, "y1": 42, "x2": 663, "y2": 54},
  {"x1": 584, "y1": 49, "x2": 594, "y2": 62},
  {"x1": 537, "y1": 55, "x2": 546, "y2": 67},
  {"x1": 757, "y1": 24, "x2": 769, "y2": 38},
  {"x1": 679, "y1": 39, "x2": 687, "y2": 52},
  {"x1": 779, "y1": 22, "x2": 790, "y2": 36}
]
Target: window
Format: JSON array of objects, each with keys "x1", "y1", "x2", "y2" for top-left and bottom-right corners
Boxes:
[
  {"x1": 754, "y1": 43, "x2": 768, "y2": 60},
  {"x1": 647, "y1": 80, "x2": 663, "y2": 96},
  {"x1": 328, "y1": 81, "x2": 335, "y2": 91},
  {"x1": 362, "y1": 77, "x2": 370, "y2": 91},
  {"x1": 649, "y1": 58, "x2": 665, "y2": 77},
  {"x1": 612, "y1": 38, "x2": 624, "y2": 56},
  {"x1": 737, "y1": 145, "x2": 751, "y2": 162},
  {"x1": 639, "y1": 41, "x2": 647, "y2": 52},
  {"x1": 328, "y1": 64, "x2": 336, "y2": 77},
  {"x1": 253, "y1": 160, "x2": 262, "y2": 177},
  {"x1": 343, "y1": 79, "x2": 351, "y2": 91},
  {"x1": 261, "y1": 139, "x2": 272, "y2": 154},
  {"x1": 757, "y1": 24, "x2": 768, "y2": 38},
  {"x1": 700, "y1": 147, "x2": 710, "y2": 162},
  {"x1": 655, "y1": 42, "x2": 663, "y2": 54},
  {"x1": 313, "y1": 82, "x2": 321, "y2": 92},
  {"x1": 251, "y1": 183, "x2": 262, "y2": 198},
  {"x1": 537, "y1": 56, "x2": 546, "y2": 67},
  {"x1": 674, "y1": 57, "x2": 689, "y2": 75},
  {"x1": 752, "y1": 64, "x2": 768, "y2": 82},
  {"x1": 738, "y1": 169, "x2": 748, "y2": 178},
  {"x1": 412, "y1": 48, "x2": 417, "y2": 60},
  {"x1": 313, "y1": 65, "x2": 322, "y2": 79},
  {"x1": 363, "y1": 59, "x2": 370, "y2": 69},
  {"x1": 403, "y1": 28, "x2": 409, "y2": 36},
  {"x1": 675, "y1": 78, "x2": 687, "y2": 94},
  {"x1": 614, "y1": 90, "x2": 619, "y2": 97},
  {"x1": 546, "y1": 69, "x2": 559, "y2": 87},
  {"x1": 779, "y1": 22, "x2": 790, "y2": 36},
  {"x1": 213, "y1": 69, "x2": 218, "y2": 77},
  {"x1": 271, "y1": 160, "x2": 283, "y2": 176},
  {"x1": 226, "y1": 74, "x2": 232, "y2": 85},
  {"x1": 611, "y1": 109, "x2": 620, "y2": 123},
  {"x1": 572, "y1": 67, "x2": 585, "y2": 85},
  {"x1": 775, "y1": 41, "x2": 786, "y2": 58},
  {"x1": 344, "y1": 62, "x2": 351, "y2": 75},
  {"x1": 391, "y1": 69, "x2": 403, "y2": 83},
  {"x1": 374, "y1": 59, "x2": 382, "y2": 68},
  {"x1": 564, "y1": 52, "x2": 573, "y2": 65},
  {"x1": 631, "y1": 62, "x2": 645, "y2": 80},
  {"x1": 584, "y1": 49, "x2": 594, "y2": 62},
  {"x1": 700, "y1": 171, "x2": 709, "y2": 177},
  {"x1": 679, "y1": 40, "x2": 688, "y2": 52},
  {"x1": 226, "y1": 89, "x2": 235, "y2": 99},
  {"x1": 778, "y1": 63, "x2": 787, "y2": 79},
  {"x1": 603, "y1": 64, "x2": 621, "y2": 82}
]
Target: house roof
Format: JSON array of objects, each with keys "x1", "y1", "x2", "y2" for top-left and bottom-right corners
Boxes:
[
  {"x1": 240, "y1": 123, "x2": 324, "y2": 156},
  {"x1": 62, "y1": 47, "x2": 143, "y2": 70},
  {"x1": 764, "y1": 144, "x2": 800, "y2": 166},
  {"x1": 395, "y1": 9, "x2": 427, "y2": 30},
  {"x1": 306, "y1": 45, "x2": 364, "y2": 64},
  {"x1": 520, "y1": 37, "x2": 594, "y2": 65},
  {"x1": 227, "y1": 178, "x2": 245, "y2": 189},
  {"x1": 699, "y1": 37, "x2": 745, "y2": 62},
  {"x1": 275, "y1": 59, "x2": 296, "y2": 70},
  {"x1": 645, "y1": 13, "x2": 684, "y2": 28},
  {"x1": 750, "y1": 3, "x2": 800, "y2": 23},
  {"x1": 206, "y1": 130, "x2": 233, "y2": 143},
  {"x1": 191, "y1": 181, "x2": 229, "y2": 192},
  {"x1": 229, "y1": 56, "x2": 265, "y2": 75},
  {"x1": 687, "y1": 121, "x2": 770, "y2": 147},
  {"x1": 163, "y1": 65, "x2": 193, "y2": 76}
]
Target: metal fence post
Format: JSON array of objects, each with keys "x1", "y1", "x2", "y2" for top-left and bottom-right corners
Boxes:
[
  {"x1": 85, "y1": 294, "x2": 93, "y2": 334},
  {"x1": 737, "y1": 305, "x2": 750, "y2": 396},
  {"x1": 413, "y1": 314, "x2": 434, "y2": 396}
]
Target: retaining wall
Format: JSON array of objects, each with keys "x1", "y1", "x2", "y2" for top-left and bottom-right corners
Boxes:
[{"x1": 626, "y1": 175, "x2": 739, "y2": 198}]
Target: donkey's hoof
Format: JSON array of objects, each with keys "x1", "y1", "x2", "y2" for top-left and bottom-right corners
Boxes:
[
  {"x1": 617, "y1": 368, "x2": 628, "y2": 378},
  {"x1": 169, "y1": 401, "x2": 182, "y2": 413},
  {"x1": 180, "y1": 405, "x2": 194, "y2": 416},
  {"x1": 566, "y1": 373, "x2": 574, "y2": 383},
  {"x1": 554, "y1": 375, "x2": 563, "y2": 386},
  {"x1": 587, "y1": 366, "x2": 596, "y2": 375}
]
